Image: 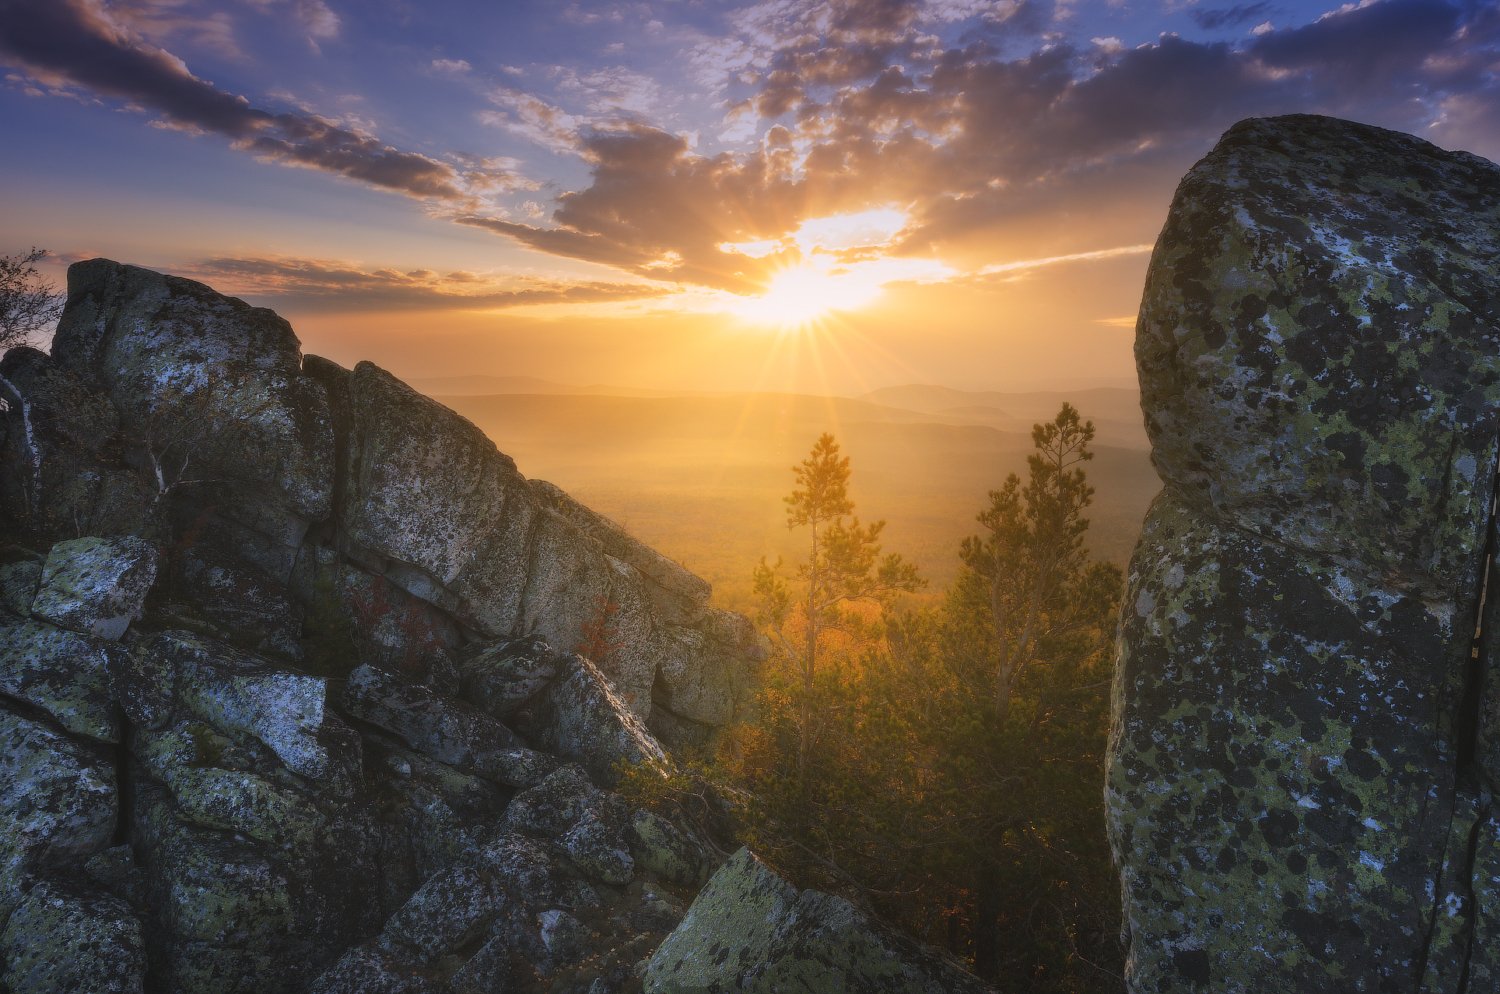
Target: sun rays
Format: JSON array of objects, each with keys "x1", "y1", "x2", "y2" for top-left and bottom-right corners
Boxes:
[{"x1": 717, "y1": 207, "x2": 953, "y2": 331}]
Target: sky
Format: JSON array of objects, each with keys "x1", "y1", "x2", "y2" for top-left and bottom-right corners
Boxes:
[{"x1": 0, "y1": 0, "x2": 1496, "y2": 395}]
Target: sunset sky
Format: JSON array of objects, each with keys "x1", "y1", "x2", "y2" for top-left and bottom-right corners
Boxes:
[{"x1": 0, "y1": 0, "x2": 1496, "y2": 394}]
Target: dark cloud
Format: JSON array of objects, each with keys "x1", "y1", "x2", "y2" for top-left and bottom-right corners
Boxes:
[
  {"x1": 1191, "y1": 2, "x2": 1275, "y2": 31},
  {"x1": 0, "y1": 0, "x2": 481, "y2": 201},
  {"x1": 460, "y1": 123, "x2": 811, "y2": 292},
  {"x1": 1252, "y1": 0, "x2": 1463, "y2": 91},
  {"x1": 182, "y1": 256, "x2": 666, "y2": 312}
]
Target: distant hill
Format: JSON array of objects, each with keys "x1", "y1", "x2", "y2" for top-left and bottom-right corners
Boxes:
[
  {"x1": 438, "y1": 388, "x2": 1160, "y2": 609},
  {"x1": 409, "y1": 374, "x2": 702, "y2": 398},
  {"x1": 857, "y1": 384, "x2": 1148, "y2": 450}
]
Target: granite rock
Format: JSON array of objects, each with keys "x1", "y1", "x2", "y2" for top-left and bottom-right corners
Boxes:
[{"x1": 1109, "y1": 115, "x2": 1500, "y2": 992}]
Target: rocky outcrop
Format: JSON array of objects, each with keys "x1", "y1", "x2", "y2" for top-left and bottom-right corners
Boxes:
[
  {"x1": 1, "y1": 260, "x2": 762, "y2": 741},
  {"x1": 0, "y1": 261, "x2": 784, "y2": 993},
  {"x1": 0, "y1": 260, "x2": 984, "y2": 993},
  {"x1": 1108, "y1": 115, "x2": 1500, "y2": 992}
]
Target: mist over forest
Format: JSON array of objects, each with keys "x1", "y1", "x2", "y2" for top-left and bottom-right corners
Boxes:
[{"x1": 433, "y1": 383, "x2": 1159, "y2": 605}]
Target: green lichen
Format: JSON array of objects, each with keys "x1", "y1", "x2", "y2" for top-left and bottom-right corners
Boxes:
[
  {"x1": 645, "y1": 848, "x2": 986, "y2": 994},
  {"x1": 1113, "y1": 112, "x2": 1500, "y2": 994},
  {"x1": 0, "y1": 880, "x2": 145, "y2": 994},
  {"x1": 167, "y1": 766, "x2": 327, "y2": 851}
]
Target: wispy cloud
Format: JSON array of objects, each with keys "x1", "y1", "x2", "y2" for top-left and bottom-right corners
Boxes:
[
  {"x1": 0, "y1": 0, "x2": 509, "y2": 202},
  {"x1": 243, "y1": 0, "x2": 340, "y2": 49},
  {"x1": 181, "y1": 255, "x2": 668, "y2": 312},
  {"x1": 480, "y1": 89, "x2": 583, "y2": 154},
  {"x1": 1192, "y1": 2, "x2": 1277, "y2": 31},
  {"x1": 977, "y1": 244, "x2": 1155, "y2": 278}
]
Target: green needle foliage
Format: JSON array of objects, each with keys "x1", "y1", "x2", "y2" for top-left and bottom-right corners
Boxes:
[
  {"x1": 753, "y1": 432, "x2": 923, "y2": 775},
  {"x1": 720, "y1": 409, "x2": 1125, "y2": 993}
]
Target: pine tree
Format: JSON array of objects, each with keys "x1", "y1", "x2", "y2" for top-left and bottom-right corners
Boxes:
[
  {"x1": 755, "y1": 433, "x2": 922, "y2": 774},
  {"x1": 958, "y1": 403, "x2": 1121, "y2": 724}
]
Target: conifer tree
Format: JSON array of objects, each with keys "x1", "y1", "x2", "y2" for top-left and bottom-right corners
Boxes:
[
  {"x1": 958, "y1": 403, "x2": 1121, "y2": 724},
  {"x1": 755, "y1": 433, "x2": 922, "y2": 773}
]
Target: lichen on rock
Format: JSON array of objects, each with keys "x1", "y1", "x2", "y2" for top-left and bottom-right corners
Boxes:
[
  {"x1": 1109, "y1": 114, "x2": 1500, "y2": 992},
  {"x1": 0, "y1": 878, "x2": 146, "y2": 994},
  {"x1": 31, "y1": 534, "x2": 158, "y2": 640},
  {"x1": 644, "y1": 848, "x2": 990, "y2": 994},
  {"x1": 0, "y1": 710, "x2": 117, "y2": 915}
]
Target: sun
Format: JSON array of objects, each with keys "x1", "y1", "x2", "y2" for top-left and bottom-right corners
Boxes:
[{"x1": 731, "y1": 261, "x2": 885, "y2": 329}]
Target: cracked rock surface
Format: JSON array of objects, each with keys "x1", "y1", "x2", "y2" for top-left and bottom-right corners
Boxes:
[{"x1": 1107, "y1": 114, "x2": 1500, "y2": 993}]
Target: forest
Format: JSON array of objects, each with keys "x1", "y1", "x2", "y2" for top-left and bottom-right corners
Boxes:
[{"x1": 623, "y1": 403, "x2": 1126, "y2": 992}]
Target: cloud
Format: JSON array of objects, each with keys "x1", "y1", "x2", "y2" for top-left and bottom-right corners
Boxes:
[
  {"x1": 457, "y1": 122, "x2": 821, "y2": 292},
  {"x1": 461, "y1": 0, "x2": 1490, "y2": 292},
  {"x1": 480, "y1": 90, "x2": 583, "y2": 154},
  {"x1": 98, "y1": 0, "x2": 242, "y2": 58},
  {"x1": 976, "y1": 244, "x2": 1154, "y2": 278},
  {"x1": 1191, "y1": 2, "x2": 1275, "y2": 30},
  {"x1": 550, "y1": 65, "x2": 667, "y2": 118},
  {"x1": 242, "y1": 0, "x2": 340, "y2": 48},
  {"x1": 0, "y1": 0, "x2": 507, "y2": 202},
  {"x1": 181, "y1": 255, "x2": 668, "y2": 312},
  {"x1": 1251, "y1": 0, "x2": 1462, "y2": 98},
  {"x1": 15, "y1": 0, "x2": 1492, "y2": 304}
]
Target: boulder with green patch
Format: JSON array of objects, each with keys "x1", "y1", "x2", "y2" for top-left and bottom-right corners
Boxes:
[
  {"x1": 644, "y1": 848, "x2": 991, "y2": 994},
  {"x1": 1110, "y1": 115, "x2": 1500, "y2": 992},
  {"x1": 31, "y1": 535, "x2": 158, "y2": 640},
  {"x1": 0, "y1": 616, "x2": 122, "y2": 742},
  {"x1": 0, "y1": 710, "x2": 117, "y2": 915}
]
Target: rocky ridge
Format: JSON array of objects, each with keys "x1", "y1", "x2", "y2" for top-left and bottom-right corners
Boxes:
[
  {"x1": 1108, "y1": 115, "x2": 1500, "y2": 992},
  {"x1": 0, "y1": 260, "x2": 986, "y2": 993}
]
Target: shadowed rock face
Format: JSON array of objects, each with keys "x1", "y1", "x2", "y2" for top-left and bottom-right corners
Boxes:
[
  {"x1": 1108, "y1": 115, "x2": 1500, "y2": 993},
  {"x1": 0, "y1": 261, "x2": 813, "y2": 994}
]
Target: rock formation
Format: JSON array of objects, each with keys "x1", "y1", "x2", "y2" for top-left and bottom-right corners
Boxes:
[
  {"x1": 1108, "y1": 115, "x2": 1500, "y2": 992},
  {"x1": 0, "y1": 260, "x2": 983, "y2": 992},
  {"x1": 644, "y1": 848, "x2": 990, "y2": 994}
]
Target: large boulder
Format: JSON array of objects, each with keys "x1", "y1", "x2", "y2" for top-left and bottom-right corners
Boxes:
[
  {"x1": 31, "y1": 535, "x2": 158, "y2": 640},
  {"x1": 506, "y1": 765, "x2": 636, "y2": 886},
  {"x1": 644, "y1": 848, "x2": 990, "y2": 994},
  {"x1": 528, "y1": 653, "x2": 668, "y2": 784},
  {"x1": 335, "y1": 359, "x2": 760, "y2": 738},
  {"x1": 343, "y1": 663, "x2": 556, "y2": 788},
  {"x1": 1109, "y1": 115, "x2": 1500, "y2": 992},
  {"x1": 123, "y1": 631, "x2": 358, "y2": 783}
]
